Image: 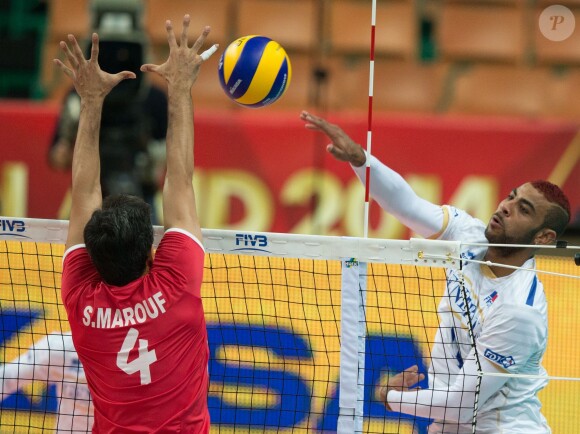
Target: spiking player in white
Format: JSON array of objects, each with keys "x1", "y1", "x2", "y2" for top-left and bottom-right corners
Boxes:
[
  {"x1": 0, "y1": 332, "x2": 93, "y2": 433},
  {"x1": 300, "y1": 111, "x2": 572, "y2": 434}
]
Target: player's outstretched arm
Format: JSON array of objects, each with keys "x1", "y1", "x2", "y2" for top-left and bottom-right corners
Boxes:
[
  {"x1": 54, "y1": 33, "x2": 136, "y2": 250},
  {"x1": 300, "y1": 111, "x2": 444, "y2": 238},
  {"x1": 141, "y1": 15, "x2": 218, "y2": 240}
]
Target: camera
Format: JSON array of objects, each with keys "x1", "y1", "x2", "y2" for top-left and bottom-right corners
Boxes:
[{"x1": 88, "y1": 0, "x2": 154, "y2": 197}]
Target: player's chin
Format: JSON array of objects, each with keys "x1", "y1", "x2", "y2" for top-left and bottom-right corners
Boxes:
[{"x1": 484, "y1": 226, "x2": 504, "y2": 244}]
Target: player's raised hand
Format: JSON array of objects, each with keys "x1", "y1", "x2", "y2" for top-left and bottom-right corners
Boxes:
[
  {"x1": 54, "y1": 33, "x2": 136, "y2": 101},
  {"x1": 300, "y1": 111, "x2": 367, "y2": 167},
  {"x1": 141, "y1": 15, "x2": 218, "y2": 91}
]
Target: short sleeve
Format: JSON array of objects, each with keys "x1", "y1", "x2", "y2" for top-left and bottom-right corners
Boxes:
[
  {"x1": 61, "y1": 246, "x2": 100, "y2": 306},
  {"x1": 150, "y1": 229, "x2": 205, "y2": 298},
  {"x1": 477, "y1": 303, "x2": 546, "y2": 373}
]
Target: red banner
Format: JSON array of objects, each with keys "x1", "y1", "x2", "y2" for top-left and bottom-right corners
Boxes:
[{"x1": 1, "y1": 101, "x2": 578, "y2": 237}]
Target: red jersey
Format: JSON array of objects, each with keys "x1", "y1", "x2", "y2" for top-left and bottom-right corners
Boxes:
[{"x1": 61, "y1": 229, "x2": 209, "y2": 433}]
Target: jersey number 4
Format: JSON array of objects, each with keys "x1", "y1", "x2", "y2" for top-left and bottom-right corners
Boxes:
[{"x1": 116, "y1": 328, "x2": 157, "y2": 385}]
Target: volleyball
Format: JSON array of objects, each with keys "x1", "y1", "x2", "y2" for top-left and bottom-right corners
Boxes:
[{"x1": 218, "y1": 35, "x2": 291, "y2": 108}]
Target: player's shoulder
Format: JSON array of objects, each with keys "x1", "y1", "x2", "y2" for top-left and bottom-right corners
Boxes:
[
  {"x1": 63, "y1": 244, "x2": 88, "y2": 261},
  {"x1": 446, "y1": 206, "x2": 486, "y2": 228},
  {"x1": 161, "y1": 228, "x2": 204, "y2": 252},
  {"x1": 440, "y1": 205, "x2": 487, "y2": 242},
  {"x1": 153, "y1": 229, "x2": 205, "y2": 270},
  {"x1": 505, "y1": 263, "x2": 546, "y2": 307}
]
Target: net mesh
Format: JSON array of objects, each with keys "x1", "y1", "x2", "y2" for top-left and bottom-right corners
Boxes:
[{"x1": 0, "y1": 234, "x2": 578, "y2": 433}]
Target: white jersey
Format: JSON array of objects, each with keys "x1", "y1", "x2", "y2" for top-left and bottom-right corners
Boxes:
[
  {"x1": 424, "y1": 206, "x2": 550, "y2": 433},
  {"x1": 355, "y1": 157, "x2": 551, "y2": 432},
  {"x1": 0, "y1": 332, "x2": 93, "y2": 433}
]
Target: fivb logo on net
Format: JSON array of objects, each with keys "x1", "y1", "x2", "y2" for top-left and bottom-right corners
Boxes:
[
  {"x1": 0, "y1": 218, "x2": 29, "y2": 239},
  {"x1": 539, "y1": 5, "x2": 576, "y2": 41},
  {"x1": 233, "y1": 233, "x2": 271, "y2": 253}
]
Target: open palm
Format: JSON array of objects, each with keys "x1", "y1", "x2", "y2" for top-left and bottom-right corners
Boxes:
[{"x1": 54, "y1": 33, "x2": 136, "y2": 100}]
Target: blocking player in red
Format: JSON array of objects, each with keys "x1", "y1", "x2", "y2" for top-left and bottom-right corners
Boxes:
[{"x1": 57, "y1": 14, "x2": 218, "y2": 433}]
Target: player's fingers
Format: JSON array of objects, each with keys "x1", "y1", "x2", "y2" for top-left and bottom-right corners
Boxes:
[
  {"x1": 113, "y1": 71, "x2": 137, "y2": 82},
  {"x1": 60, "y1": 41, "x2": 78, "y2": 69},
  {"x1": 304, "y1": 123, "x2": 321, "y2": 131},
  {"x1": 140, "y1": 63, "x2": 160, "y2": 73},
  {"x1": 303, "y1": 111, "x2": 334, "y2": 133},
  {"x1": 301, "y1": 111, "x2": 323, "y2": 126},
  {"x1": 200, "y1": 44, "x2": 219, "y2": 61},
  {"x1": 403, "y1": 370, "x2": 424, "y2": 387},
  {"x1": 180, "y1": 14, "x2": 190, "y2": 47},
  {"x1": 379, "y1": 385, "x2": 388, "y2": 401},
  {"x1": 89, "y1": 33, "x2": 99, "y2": 63},
  {"x1": 315, "y1": 120, "x2": 335, "y2": 136},
  {"x1": 192, "y1": 26, "x2": 211, "y2": 53},
  {"x1": 166, "y1": 20, "x2": 177, "y2": 48},
  {"x1": 301, "y1": 112, "x2": 329, "y2": 133},
  {"x1": 68, "y1": 34, "x2": 86, "y2": 63},
  {"x1": 403, "y1": 373, "x2": 420, "y2": 385},
  {"x1": 53, "y1": 59, "x2": 74, "y2": 78}
]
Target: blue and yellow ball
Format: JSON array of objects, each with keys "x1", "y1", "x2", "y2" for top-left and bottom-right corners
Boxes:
[{"x1": 218, "y1": 35, "x2": 291, "y2": 108}]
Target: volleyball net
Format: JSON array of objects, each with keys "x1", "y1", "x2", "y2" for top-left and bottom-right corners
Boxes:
[{"x1": 0, "y1": 218, "x2": 578, "y2": 433}]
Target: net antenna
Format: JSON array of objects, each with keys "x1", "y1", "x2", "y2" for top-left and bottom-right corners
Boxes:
[
  {"x1": 337, "y1": 3, "x2": 377, "y2": 429},
  {"x1": 337, "y1": 3, "x2": 378, "y2": 430},
  {"x1": 363, "y1": 0, "x2": 377, "y2": 239}
]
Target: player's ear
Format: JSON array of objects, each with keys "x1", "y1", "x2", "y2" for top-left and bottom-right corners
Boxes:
[{"x1": 533, "y1": 228, "x2": 557, "y2": 246}]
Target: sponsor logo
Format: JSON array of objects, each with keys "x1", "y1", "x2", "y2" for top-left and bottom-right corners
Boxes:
[
  {"x1": 0, "y1": 219, "x2": 30, "y2": 239},
  {"x1": 460, "y1": 250, "x2": 475, "y2": 261},
  {"x1": 229, "y1": 79, "x2": 242, "y2": 95},
  {"x1": 233, "y1": 233, "x2": 271, "y2": 253},
  {"x1": 344, "y1": 258, "x2": 358, "y2": 268},
  {"x1": 484, "y1": 348, "x2": 515, "y2": 369}
]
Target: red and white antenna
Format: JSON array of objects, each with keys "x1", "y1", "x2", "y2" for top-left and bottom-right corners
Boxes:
[{"x1": 363, "y1": 0, "x2": 377, "y2": 238}]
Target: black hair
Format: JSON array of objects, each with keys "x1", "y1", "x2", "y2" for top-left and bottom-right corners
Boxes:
[{"x1": 83, "y1": 194, "x2": 153, "y2": 286}]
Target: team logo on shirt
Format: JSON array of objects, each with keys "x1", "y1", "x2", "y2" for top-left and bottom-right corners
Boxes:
[
  {"x1": 484, "y1": 348, "x2": 515, "y2": 369},
  {"x1": 484, "y1": 291, "x2": 498, "y2": 306}
]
